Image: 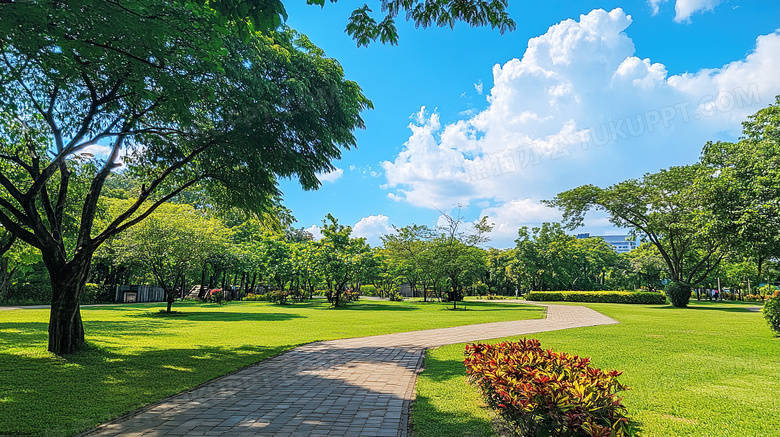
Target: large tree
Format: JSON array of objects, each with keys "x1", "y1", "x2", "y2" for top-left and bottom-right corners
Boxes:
[
  {"x1": 0, "y1": 1, "x2": 371, "y2": 354},
  {"x1": 545, "y1": 165, "x2": 723, "y2": 290},
  {"x1": 700, "y1": 96, "x2": 780, "y2": 280}
]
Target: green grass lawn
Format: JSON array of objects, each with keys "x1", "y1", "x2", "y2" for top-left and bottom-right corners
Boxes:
[
  {"x1": 413, "y1": 300, "x2": 780, "y2": 437},
  {"x1": 0, "y1": 299, "x2": 542, "y2": 436}
]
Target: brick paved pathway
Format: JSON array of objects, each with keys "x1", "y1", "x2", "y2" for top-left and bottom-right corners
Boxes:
[{"x1": 83, "y1": 302, "x2": 617, "y2": 437}]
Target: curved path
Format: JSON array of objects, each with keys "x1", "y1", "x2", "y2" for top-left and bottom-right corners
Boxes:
[{"x1": 83, "y1": 303, "x2": 617, "y2": 437}]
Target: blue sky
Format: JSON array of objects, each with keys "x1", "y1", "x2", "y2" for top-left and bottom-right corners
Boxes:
[{"x1": 278, "y1": 0, "x2": 780, "y2": 248}]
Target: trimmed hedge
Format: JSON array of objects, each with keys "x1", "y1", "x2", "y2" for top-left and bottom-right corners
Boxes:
[{"x1": 526, "y1": 290, "x2": 667, "y2": 304}]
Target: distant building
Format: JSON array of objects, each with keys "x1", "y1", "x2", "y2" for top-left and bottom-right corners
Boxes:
[{"x1": 575, "y1": 233, "x2": 637, "y2": 254}]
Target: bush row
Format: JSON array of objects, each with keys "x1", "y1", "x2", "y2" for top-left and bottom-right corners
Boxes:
[
  {"x1": 526, "y1": 290, "x2": 667, "y2": 304},
  {"x1": 465, "y1": 338, "x2": 632, "y2": 436}
]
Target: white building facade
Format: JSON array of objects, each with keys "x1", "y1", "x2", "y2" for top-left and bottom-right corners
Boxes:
[{"x1": 575, "y1": 233, "x2": 638, "y2": 254}]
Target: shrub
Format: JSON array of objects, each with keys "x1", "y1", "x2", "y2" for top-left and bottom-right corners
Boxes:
[
  {"x1": 763, "y1": 295, "x2": 780, "y2": 336},
  {"x1": 207, "y1": 289, "x2": 224, "y2": 305},
  {"x1": 664, "y1": 282, "x2": 691, "y2": 307},
  {"x1": 79, "y1": 283, "x2": 101, "y2": 304},
  {"x1": 526, "y1": 290, "x2": 666, "y2": 304},
  {"x1": 361, "y1": 285, "x2": 378, "y2": 296},
  {"x1": 343, "y1": 290, "x2": 360, "y2": 302},
  {"x1": 743, "y1": 294, "x2": 773, "y2": 302},
  {"x1": 243, "y1": 293, "x2": 265, "y2": 301},
  {"x1": 473, "y1": 281, "x2": 489, "y2": 295},
  {"x1": 758, "y1": 285, "x2": 776, "y2": 297},
  {"x1": 288, "y1": 288, "x2": 307, "y2": 303},
  {"x1": 267, "y1": 290, "x2": 288, "y2": 305},
  {"x1": 465, "y1": 338, "x2": 631, "y2": 437},
  {"x1": 389, "y1": 292, "x2": 404, "y2": 302}
]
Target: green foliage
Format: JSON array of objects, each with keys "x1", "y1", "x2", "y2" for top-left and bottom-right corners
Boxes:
[
  {"x1": 98, "y1": 201, "x2": 232, "y2": 310},
  {"x1": 267, "y1": 290, "x2": 288, "y2": 305},
  {"x1": 513, "y1": 223, "x2": 620, "y2": 293},
  {"x1": 360, "y1": 284, "x2": 378, "y2": 296},
  {"x1": 744, "y1": 294, "x2": 774, "y2": 302},
  {"x1": 700, "y1": 97, "x2": 780, "y2": 273},
  {"x1": 762, "y1": 295, "x2": 780, "y2": 335},
  {"x1": 473, "y1": 281, "x2": 488, "y2": 295},
  {"x1": 342, "y1": 0, "x2": 516, "y2": 47},
  {"x1": 207, "y1": 289, "x2": 225, "y2": 305},
  {"x1": 1, "y1": 0, "x2": 375, "y2": 353},
  {"x1": 464, "y1": 338, "x2": 631, "y2": 437},
  {"x1": 342, "y1": 289, "x2": 360, "y2": 302},
  {"x1": 526, "y1": 290, "x2": 667, "y2": 305},
  {"x1": 79, "y1": 283, "x2": 101, "y2": 304},
  {"x1": 319, "y1": 214, "x2": 371, "y2": 307},
  {"x1": 664, "y1": 281, "x2": 692, "y2": 308},
  {"x1": 546, "y1": 166, "x2": 722, "y2": 287},
  {"x1": 389, "y1": 292, "x2": 404, "y2": 302},
  {"x1": 243, "y1": 293, "x2": 265, "y2": 301}
]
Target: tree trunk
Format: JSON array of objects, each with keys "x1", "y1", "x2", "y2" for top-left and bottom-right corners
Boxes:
[
  {"x1": 0, "y1": 258, "x2": 12, "y2": 301},
  {"x1": 48, "y1": 260, "x2": 91, "y2": 355}
]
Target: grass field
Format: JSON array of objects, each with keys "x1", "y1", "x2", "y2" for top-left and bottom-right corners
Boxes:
[
  {"x1": 413, "y1": 300, "x2": 780, "y2": 437},
  {"x1": 0, "y1": 299, "x2": 543, "y2": 436}
]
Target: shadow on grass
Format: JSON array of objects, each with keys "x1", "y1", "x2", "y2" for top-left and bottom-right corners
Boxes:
[
  {"x1": 0, "y1": 340, "x2": 298, "y2": 437},
  {"x1": 126, "y1": 311, "x2": 305, "y2": 322},
  {"x1": 413, "y1": 352, "x2": 495, "y2": 437},
  {"x1": 651, "y1": 303, "x2": 760, "y2": 313},
  {"x1": 329, "y1": 303, "x2": 418, "y2": 311},
  {"x1": 0, "y1": 321, "x2": 49, "y2": 345},
  {"x1": 413, "y1": 394, "x2": 496, "y2": 437}
]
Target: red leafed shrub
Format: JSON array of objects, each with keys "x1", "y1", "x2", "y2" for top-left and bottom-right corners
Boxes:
[{"x1": 464, "y1": 338, "x2": 632, "y2": 437}]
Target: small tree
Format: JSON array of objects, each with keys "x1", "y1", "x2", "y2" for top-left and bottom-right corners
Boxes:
[
  {"x1": 106, "y1": 202, "x2": 230, "y2": 312},
  {"x1": 319, "y1": 214, "x2": 370, "y2": 307},
  {"x1": 432, "y1": 210, "x2": 492, "y2": 309}
]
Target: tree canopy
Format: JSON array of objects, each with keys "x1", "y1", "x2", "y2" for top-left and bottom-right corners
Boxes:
[
  {"x1": 0, "y1": 0, "x2": 372, "y2": 354},
  {"x1": 545, "y1": 165, "x2": 722, "y2": 287}
]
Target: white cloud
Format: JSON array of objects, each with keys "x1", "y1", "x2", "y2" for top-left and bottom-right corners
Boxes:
[
  {"x1": 648, "y1": 0, "x2": 667, "y2": 15},
  {"x1": 479, "y1": 199, "x2": 562, "y2": 247},
  {"x1": 474, "y1": 80, "x2": 484, "y2": 95},
  {"x1": 316, "y1": 167, "x2": 344, "y2": 183},
  {"x1": 304, "y1": 224, "x2": 323, "y2": 240},
  {"x1": 78, "y1": 143, "x2": 128, "y2": 167},
  {"x1": 674, "y1": 0, "x2": 721, "y2": 22},
  {"x1": 352, "y1": 214, "x2": 394, "y2": 245},
  {"x1": 382, "y1": 8, "x2": 780, "y2": 228},
  {"x1": 647, "y1": 0, "x2": 722, "y2": 22}
]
